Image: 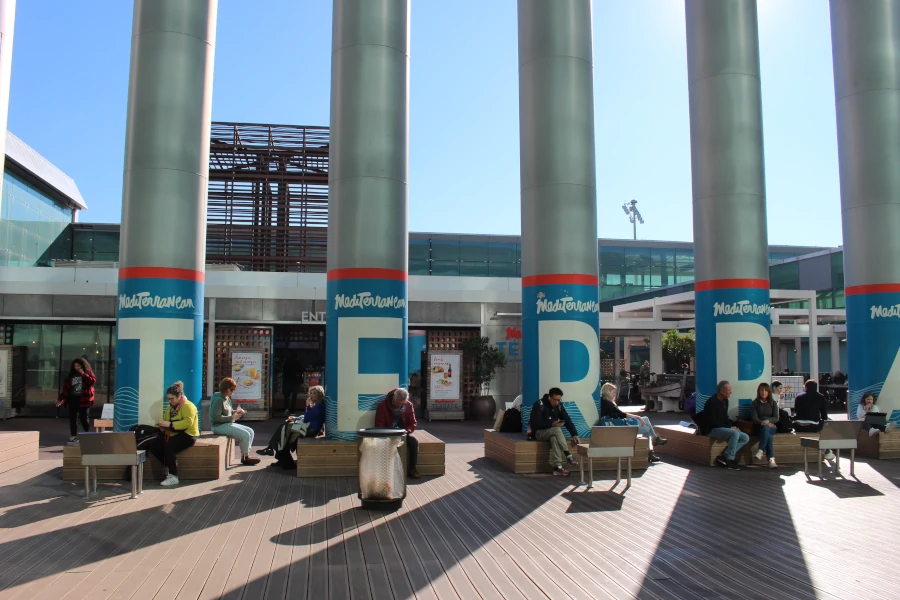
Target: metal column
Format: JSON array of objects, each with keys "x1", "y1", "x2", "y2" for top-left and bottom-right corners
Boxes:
[
  {"x1": 831, "y1": 0, "x2": 900, "y2": 422},
  {"x1": 114, "y1": 0, "x2": 217, "y2": 430},
  {"x1": 830, "y1": 334, "x2": 841, "y2": 374},
  {"x1": 518, "y1": 0, "x2": 600, "y2": 436},
  {"x1": 326, "y1": 0, "x2": 410, "y2": 440},
  {"x1": 686, "y1": 0, "x2": 771, "y2": 419},
  {"x1": 0, "y1": 0, "x2": 15, "y2": 215}
]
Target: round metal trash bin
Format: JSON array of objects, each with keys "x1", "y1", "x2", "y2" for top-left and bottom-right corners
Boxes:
[{"x1": 357, "y1": 428, "x2": 407, "y2": 508}]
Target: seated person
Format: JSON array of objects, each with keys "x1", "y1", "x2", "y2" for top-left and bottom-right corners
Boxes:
[
  {"x1": 529, "y1": 387, "x2": 581, "y2": 477},
  {"x1": 856, "y1": 392, "x2": 897, "y2": 436},
  {"x1": 149, "y1": 381, "x2": 199, "y2": 486},
  {"x1": 598, "y1": 382, "x2": 667, "y2": 463},
  {"x1": 792, "y1": 380, "x2": 829, "y2": 432},
  {"x1": 210, "y1": 377, "x2": 260, "y2": 466},
  {"x1": 258, "y1": 385, "x2": 326, "y2": 469},
  {"x1": 832, "y1": 370, "x2": 847, "y2": 385},
  {"x1": 694, "y1": 380, "x2": 748, "y2": 470},
  {"x1": 375, "y1": 388, "x2": 420, "y2": 479},
  {"x1": 751, "y1": 383, "x2": 778, "y2": 468}
]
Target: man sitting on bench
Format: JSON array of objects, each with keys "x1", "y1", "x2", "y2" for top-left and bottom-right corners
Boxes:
[
  {"x1": 695, "y1": 380, "x2": 748, "y2": 471},
  {"x1": 529, "y1": 387, "x2": 581, "y2": 477},
  {"x1": 375, "y1": 388, "x2": 420, "y2": 479}
]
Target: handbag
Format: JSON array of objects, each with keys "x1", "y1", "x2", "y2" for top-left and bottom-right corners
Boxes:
[{"x1": 290, "y1": 420, "x2": 310, "y2": 437}]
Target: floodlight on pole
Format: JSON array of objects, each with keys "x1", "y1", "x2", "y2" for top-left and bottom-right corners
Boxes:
[{"x1": 622, "y1": 199, "x2": 644, "y2": 240}]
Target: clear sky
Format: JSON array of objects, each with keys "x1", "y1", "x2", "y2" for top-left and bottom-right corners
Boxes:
[{"x1": 8, "y1": 0, "x2": 841, "y2": 247}]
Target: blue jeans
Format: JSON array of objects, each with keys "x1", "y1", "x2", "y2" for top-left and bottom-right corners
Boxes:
[
  {"x1": 757, "y1": 424, "x2": 775, "y2": 459},
  {"x1": 212, "y1": 422, "x2": 255, "y2": 455},
  {"x1": 600, "y1": 416, "x2": 657, "y2": 439},
  {"x1": 708, "y1": 427, "x2": 749, "y2": 460}
]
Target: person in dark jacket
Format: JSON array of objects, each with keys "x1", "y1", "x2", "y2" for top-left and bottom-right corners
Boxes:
[
  {"x1": 258, "y1": 385, "x2": 326, "y2": 469},
  {"x1": 374, "y1": 388, "x2": 420, "y2": 479},
  {"x1": 698, "y1": 381, "x2": 748, "y2": 470},
  {"x1": 751, "y1": 382, "x2": 779, "y2": 468},
  {"x1": 598, "y1": 382, "x2": 667, "y2": 463},
  {"x1": 281, "y1": 355, "x2": 303, "y2": 417},
  {"x1": 792, "y1": 380, "x2": 829, "y2": 432},
  {"x1": 56, "y1": 358, "x2": 96, "y2": 444},
  {"x1": 529, "y1": 388, "x2": 580, "y2": 476}
]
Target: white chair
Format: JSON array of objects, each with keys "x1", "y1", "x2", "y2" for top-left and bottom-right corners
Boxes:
[
  {"x1": 801, "y1": 421, "x2": 862, "y2": 477},
  {"x1": 577, "y1": 426, "x2": 638, "y2": 489},
  {"x1": 79, "y1": 432, "x2": 146, "y2": 499}
]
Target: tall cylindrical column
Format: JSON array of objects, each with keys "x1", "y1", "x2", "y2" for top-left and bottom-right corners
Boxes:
[
  {"x1": 0, "y1": 0, "x2": 15, "y2": 213},
  {"x1": 686, "y1": 0, "x2": 771, "y2": 418},
  {"x1": 326, "y1": 0, "x2": 409, "y2": 440},
  {"x1": 114, "y1": 0, "x2": 216, "y2": 431},
  {"x1": 831, "y1": 0, "x2": 900, "y2": 422},
  {"x1": 518, "y1": 0, "x2": 600, "y2": 436}
]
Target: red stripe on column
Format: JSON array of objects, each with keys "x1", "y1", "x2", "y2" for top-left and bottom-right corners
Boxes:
[
  {"x1": 694, "y1": 278, "x2": 769, "y2": 291},
  {"x1": 845, "y1": 283, "x2": 900, "y2": 296},
  {"x1": 522, "y1": 274, "x2": 599, "y2": 287},
  {"x1": 327, "y1": 268, "x2": 408, "y2": 282},
  {"x1": 119, "y1": 267, "x2": 205, "y2": 282}
]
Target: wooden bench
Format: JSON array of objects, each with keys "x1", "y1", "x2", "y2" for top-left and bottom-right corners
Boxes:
[
  {"x1": 63, "y1": 433, "x2": 230, "y2": 481},
  {"x1": 296, "y1": 430, "x2": 445, "y2": 478},
  {"x1": 857, "y1": 428, "x2": 900, "y2": 460},
  {"x1": 652, "y1": 424, "x2": 820, "y2": 466},
  {"x1": 0, "y1": 431, "x2": 39, "y2": 474},
  {"x1": 484, "y1": 429, "x2": 650, "y2": 474}
]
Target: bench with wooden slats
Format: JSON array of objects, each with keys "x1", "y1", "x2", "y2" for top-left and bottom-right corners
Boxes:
[
  {"x1": 62, "y1": 433, "x2": 230, "y2": 481},
  {"x1": 0, "y1": 431, "x2": 39, "y2": 474},
  {"x1": 296, "y1": 430, "x2": 445, "y2": 478},
  {"x1": 652, "y1": 424, "x2": 820, "y2": 466},
  {"x1": 857, "y1": 427, "x2": 900, "y2": 460},
  {"x1": 484, "y1": 429, "x2": 651, "y2": 474}
]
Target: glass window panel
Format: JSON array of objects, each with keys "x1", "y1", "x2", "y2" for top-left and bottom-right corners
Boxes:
[
  {"x1": 625, "y1": 265, "x2": 651, "y2": 287},
  {"x1": 675, "y1": 248, "x2": 694, "y2": 268},
  {"x1": 675, "y1": 265, "x2": 694, "y2": 284},
  {"x1": 651, "y1": 248, "x2": 675, "y2": 269},
  {"x1": 430, "y1": 240, "x2": 459, "y2": 261},
  {"x1": 624, "y1": 246, "x2": 651, "y2": 267},
  {"x1": 93, "y1": 231, "x2": 120, "y2": 258},
  {"x1": 12, "y1": 323, "x2": 62, "y2": 409},
  {"x1": 601, "y1": 266, "x2": 622, "y2": 286},
  {"x1": 459, "y1": 241, "x2": 489, "y2": 262},
  {"x1": 831, "y1": 251, "x2": 844, "y2": 289},
  {"x1": 1, "y1": 172, "x2": 75, "y2": 267},
  {"x1": 489, "y1": 242, "x2": 517, "y2": 263},
  {"x1": 833, "y1": 288, "x2": 845, "y2": 309},
  {"x1": 459, "y1": 261, "x2": 489, "y2": 277},
  {"x1": 489, "y1": 262, "x2": 517, "y2": 277},
  {"x1": 601, "y1": 284, "x2": 625, "y2": 301},
  {"x1": 599, "y1": 246, "x2": 625, "y2": 266},
  {"x1": 430, "y1": 260, "x2": 459, "y2": 276},
  {"x1": 408, "y1": 259, "x2": 430, "y2": 276},
  {"x1": 60, "y1": 325, "x2": 113, "y2": 404},
  {"x1": 408, "y1": 239, "x2": 430, "y2": 261},
  {"x1": 816, "y1": 290, "x2": 834, "y2": 309},
  {"x1": 770, "y1": 262, "x2": 800, "y2": 290}
]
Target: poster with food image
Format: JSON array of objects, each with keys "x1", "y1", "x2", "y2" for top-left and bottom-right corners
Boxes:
[
  {"x1": 429, "y1": 352, "x2": 461, "y2": 405},
  {"x1": 231, "y1": 351, "x2": 263, "y2": 405},
  {"x1": 0, "y1": 346, "x2": 10, "y2": 405}
]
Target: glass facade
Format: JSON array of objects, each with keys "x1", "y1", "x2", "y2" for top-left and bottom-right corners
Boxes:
[
  {"x1": 9, "y1": 323, "x2": 115, "y2": 415},
  {"x1": 0, "y1": 170, "x2": 74, "y2": 266}
]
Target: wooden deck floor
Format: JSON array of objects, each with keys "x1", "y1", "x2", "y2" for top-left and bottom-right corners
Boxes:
[{"x1": 1, "y1": 424, "x2": 900, "y2": 599}]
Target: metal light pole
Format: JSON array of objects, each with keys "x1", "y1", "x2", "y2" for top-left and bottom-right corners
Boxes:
[{"x1": 622, "y1": 199, "x2": 644, "y2": 240}]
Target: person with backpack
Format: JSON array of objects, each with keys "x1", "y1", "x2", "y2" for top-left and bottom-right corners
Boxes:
[
  {"x1": 598, "y1": 382, "x2": 667, "y2": 463},
  {"x1": 210, "y1": 377, "x2": 260, "y2": 466},
  {"x1": 56, "y1": 358, "x2": 96, "y2": 444},
  {"x1": 751, "y1": 383, "x2": 779, "y2": 468},
  {"x1": 149, "y1": 381, "x2": 199, "y2": 486},
  {"x1": 529, "y1": 388, "x2": 580, "y2": 476}
]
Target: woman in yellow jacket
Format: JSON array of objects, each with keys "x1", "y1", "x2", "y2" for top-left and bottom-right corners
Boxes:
[{"x1": 149, "y1": 381, "x2": 199, "y2": 486}]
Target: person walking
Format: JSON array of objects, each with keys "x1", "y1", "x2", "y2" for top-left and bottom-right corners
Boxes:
[
  {"x1": 751, "y1": 383, "x2": 779, "y2": 468},
  {"x1": 56, "y1": 358, "x2": 96, "y2": 444},
  {"x1": 150, "y1": 381, "x2": 199, "y2": 486},
  {"x1": 210, "y1": 377, "x2": 260, "y2": 466}
]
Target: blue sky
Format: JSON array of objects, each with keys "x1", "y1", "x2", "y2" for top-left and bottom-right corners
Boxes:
[{"x1": 8, "y1": 0, "x2": 841, "y2": 247}]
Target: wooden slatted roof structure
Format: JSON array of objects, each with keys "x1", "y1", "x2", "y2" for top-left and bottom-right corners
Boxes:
[{"x1": 207, "y1": 122, "x2": 329, "y2": 272}]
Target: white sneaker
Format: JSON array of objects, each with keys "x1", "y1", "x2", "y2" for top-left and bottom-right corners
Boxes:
[
  {"x1": 886, "y1": 422, "x2": 896, "y2": 433},
  {"x1": 754, "y1": 449, "x2": 765, "y2": 461},
  {"x1": 824, "y1": 451, "x2": 835, "y2": 461},
  {"x1": 160, "y1": 474, "x2": 179, "y2": 487},
  {"x1": 768, "y1": 458, "x2": 778, "y2": 469},
  {"x1": 870, "y1": 427, "x2": 880, "y2": 437},
  {"x1": 68, "y1": 436, "x2": 78, "y2": 444}
]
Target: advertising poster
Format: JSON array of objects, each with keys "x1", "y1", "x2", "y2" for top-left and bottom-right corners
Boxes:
[
  {"x1": 0, "y1": 346, "x2": 10, "y2": 407},
  {"x1": 231, "y1": 351, "x2": 263, "y2": 407},
  {"x1": 429, "y1": 353, "x2": 461, "y2": 408}
]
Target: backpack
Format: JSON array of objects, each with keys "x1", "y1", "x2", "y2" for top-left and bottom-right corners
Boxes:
[
  {"x1": 499, "y1": 407, "x2": 522, "y2": 433},
  {"x1": 776, "y1": 409, "x2": 793, "y2": 433},
  {"x1": 124, "y1": 424, "x2": 162, "y2": 479}
]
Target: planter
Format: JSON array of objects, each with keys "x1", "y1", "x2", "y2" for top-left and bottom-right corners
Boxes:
[{"x1": 469, "y1": 395, "x2": 497, "y2": 421}]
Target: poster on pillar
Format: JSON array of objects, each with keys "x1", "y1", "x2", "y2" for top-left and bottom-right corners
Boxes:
[
  {"x1": 114, "y1": 271, "x2": 205, "y2": 432},
  {"x1": 522, "y1": 276, "x2": 600, "y2": 438},
  {"x1": 695, "y1": 284, "x2": 771, "y2": 420},
  {"x1": 230, "y1": 350, "x2": 264, "y2": 410},
  {"x1": 326, "y1": 270, "x2": 408, "y2": 441},
  {"x1": 846, "y1": 290, "x2": 900, "y2": 424}
]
